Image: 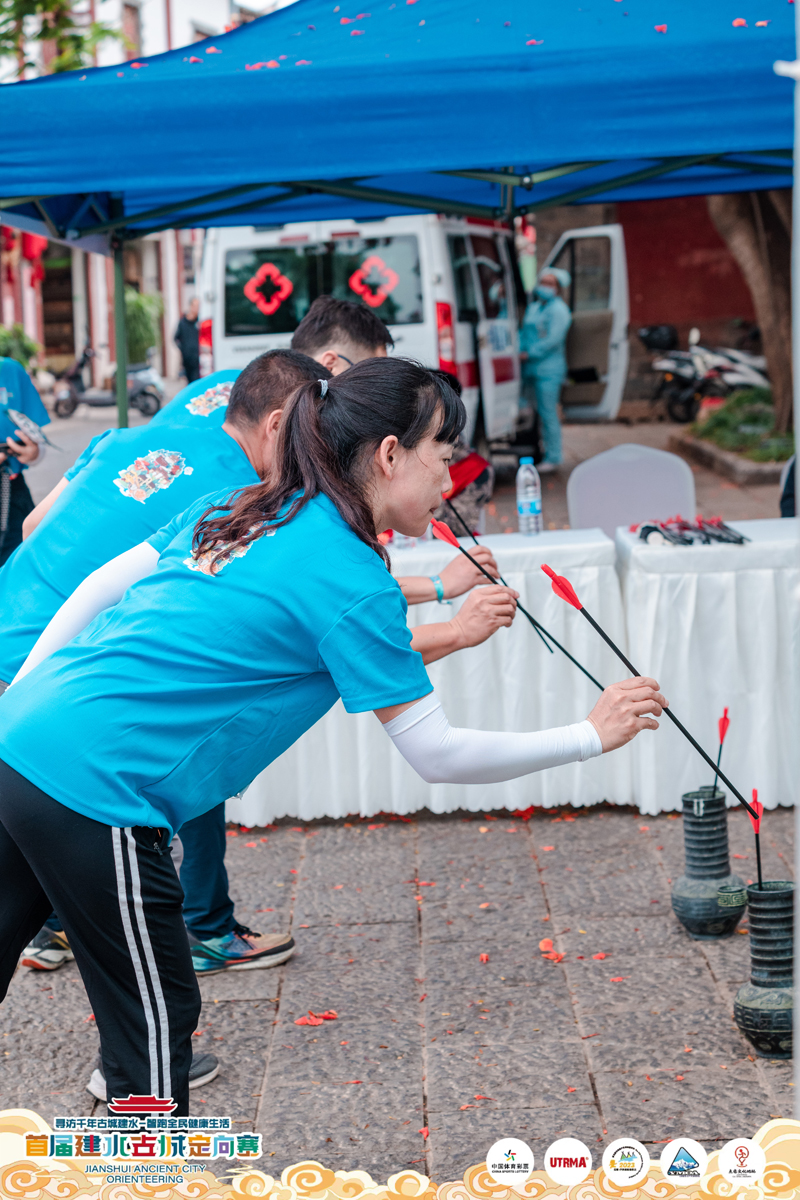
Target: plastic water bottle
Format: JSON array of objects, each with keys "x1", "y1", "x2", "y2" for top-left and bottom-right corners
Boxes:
[{"x1": 516, "y1": 456, "x2": 542, "y2": 535}]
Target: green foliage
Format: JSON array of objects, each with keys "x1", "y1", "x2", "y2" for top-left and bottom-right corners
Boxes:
[
  {"x1": 0, "y1": 0, "x2": 127, "y2": 78},
  {"x1": 0, "y1": 323, "x2": 41, "y2": 368},
  {"x1": 692, "y1": 388, "x2": 794, "y2": 463},
  {"x1": 125, "y1": 288, "x2": 163, "y2": 366}
]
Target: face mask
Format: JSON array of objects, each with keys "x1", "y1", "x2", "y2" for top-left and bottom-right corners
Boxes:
[{"x1": 535, "y1": 284, "x2": 556, "y2": 300}]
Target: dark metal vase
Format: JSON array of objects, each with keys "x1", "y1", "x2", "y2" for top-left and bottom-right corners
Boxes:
[
  {"x1": 733, "y1": 881, "x2": 793, "y2": 1059},
  {"x1": 671, "y1": 787, "x2": 746, "y2": 940}
]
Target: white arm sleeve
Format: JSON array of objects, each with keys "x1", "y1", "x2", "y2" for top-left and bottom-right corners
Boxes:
[
  {"x1": 381, "y1": 691, "x2": 602, "y2": 784},
  {"x1": 12, "y1": 541, "x2": 160, "y2": 684}
]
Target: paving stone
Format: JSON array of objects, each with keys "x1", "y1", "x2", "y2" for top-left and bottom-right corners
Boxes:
[
  {"x1": 256, "y1": 1084, "x2": 425, "y2": 1177},
  {"x1": 565, "y1": 954, "x2": 717, "y2": 1017},
  {"x1": 0, "y1": 962, "x2": 98, "y2": 1117},
  {"x1": 428, "y1": 1105, "x2": 605, "y2": 1184},
  {"x1": 757, "y1": 1058, "x2": 795, "y2": 1118},
  {"x1": 425, "y1": 1036, "x2": 594, "y2": 1112},
  {"x1": 190, "y1": 999, "x2": 276, "y2": 1123},
  {"x1": 293, "y1": 826, "x2": 418, "y2": 926},
  {"x1": 580, "y1": 1007, "x2": 750, "y2": 1072},
  {"x1": 198, "y1": 967, "x2": 284, "y2": 1002},
  {"x1": 558, "y1": 914, "x2": 686, "y2": 958},
  {"x1": 593, "y1": 1062, "x2": 775, "y2": 1142}
]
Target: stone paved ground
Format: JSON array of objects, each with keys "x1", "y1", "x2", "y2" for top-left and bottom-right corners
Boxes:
[{"x1": 1, "y1": 805, "x2": 793, "y2": 1183}]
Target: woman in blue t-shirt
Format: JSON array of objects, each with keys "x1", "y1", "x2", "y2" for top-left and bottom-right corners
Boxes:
[{"x1": 0, "y1": 358, "x2": 665, "y2": 1112}]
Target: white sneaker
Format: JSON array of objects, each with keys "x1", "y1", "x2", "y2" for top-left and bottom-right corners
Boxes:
[{"x1": 537, "y1": 461, "x2": 560, "y2": 474}]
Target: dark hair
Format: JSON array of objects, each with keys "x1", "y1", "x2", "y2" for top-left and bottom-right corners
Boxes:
[
  {"x1": 227, "y1": 349, "x2": 330, "y2": 428},
  {"x1": 291, "y1": 295, "x2": 394, "y2": 356},
  {"x1": 193, "y1": 357, "x2": 465, "y2": 569}
]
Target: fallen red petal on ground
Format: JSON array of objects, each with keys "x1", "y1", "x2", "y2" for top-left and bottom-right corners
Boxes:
[
  {"x1": 539, "y1": 938, "x2": 554, "y2": 951},
  {"x1": 479, "y1": 953, "x2": 490, "y2": 963}
]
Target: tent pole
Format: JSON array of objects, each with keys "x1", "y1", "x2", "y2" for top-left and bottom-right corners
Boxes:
[{"x1": 112, "y1": 238, "x2": 128, "y2": 429}]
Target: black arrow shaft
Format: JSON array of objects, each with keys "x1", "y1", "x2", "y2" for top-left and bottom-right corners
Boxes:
[
  {"x1": 579, "y1": 607, "x2": 758, "y2": 822},
  {"x1": 443, "y1": 498, "x2": 604, "y2": 689}
]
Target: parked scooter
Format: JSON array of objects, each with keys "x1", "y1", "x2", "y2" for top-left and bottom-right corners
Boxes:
[
  {"x1": 638, "y1": 325, "x2": 770, "y2": 423},
  {"x1": 53, "y1": 347, "x2": 164, "y2": 419}
]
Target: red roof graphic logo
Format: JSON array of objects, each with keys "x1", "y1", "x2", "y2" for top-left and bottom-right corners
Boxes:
[
  {"x1": 348, "y1": 255, "x2": 399, "y2": 308},
  {"x1": 243, "y1": 262, "x2": 294, "y2": 316},
  {"x1": 107, "y1": 1095, "x2": 178, "y2": 1114}
]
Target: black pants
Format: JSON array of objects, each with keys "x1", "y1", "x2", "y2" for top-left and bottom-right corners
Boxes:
[
  {"x1": 179, "y1": 802, "x2": 234, "y2": 940},
  {"x1": 0, "y1": 473, "x2": 35, "y2": 568},
  {"x1": 181, "y1": 356, "x2": 200, "y2": 384},
  {"x1": 0, "y1": 759, "x2": 201, "y2": 1112}
]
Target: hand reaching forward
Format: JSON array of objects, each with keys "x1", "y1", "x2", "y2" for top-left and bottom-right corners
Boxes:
[{"x1": 587, "y1": 676, "x2": 667, "y2": 752}]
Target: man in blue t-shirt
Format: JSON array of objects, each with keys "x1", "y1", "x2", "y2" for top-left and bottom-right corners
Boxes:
[{"x1": 0, "y1": 357, "x2": 50, "y2": 566}]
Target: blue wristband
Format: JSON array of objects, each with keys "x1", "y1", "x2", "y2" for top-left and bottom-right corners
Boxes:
[{"x1": 430, "y1": 574, "x2": 450, "y2": 604}]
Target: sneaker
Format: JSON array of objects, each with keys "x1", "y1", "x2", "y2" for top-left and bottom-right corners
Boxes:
[
  {"x1": 190, "y1": 924, "x2": 295, "y2": 976},
  {"x1": 537, "y1": 461, "x2": 561, "y2": 474},
  {"x1": 86, "y1": 1052, "x2": 220, "y2": 1101},
  {"x1": 21, "y1": 928, "x2": 74, "y2": 971}
]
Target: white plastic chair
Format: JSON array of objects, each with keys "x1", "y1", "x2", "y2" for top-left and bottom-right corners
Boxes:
[{"x1": 566, "y1": 443, "x2": 696, "y2": 538}]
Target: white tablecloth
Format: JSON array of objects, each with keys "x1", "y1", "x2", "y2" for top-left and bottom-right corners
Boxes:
[
  {"x1": 227, "y1": 530, "x2": 632, "y2": 824},
  {"x1": 616, "y1": 518, "x2": 800, "y2": 816}
]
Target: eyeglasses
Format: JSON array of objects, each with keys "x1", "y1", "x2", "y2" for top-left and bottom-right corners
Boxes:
[{"x1": 337, "y1": 353, "x2": 354, "y2": 367}]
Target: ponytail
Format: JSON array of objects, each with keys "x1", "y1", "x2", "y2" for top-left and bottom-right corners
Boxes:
[{"x1": 192, "y1": 357, "x2": 465, "y2": 571}]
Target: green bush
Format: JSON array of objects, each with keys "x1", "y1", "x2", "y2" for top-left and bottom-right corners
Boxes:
[
  {"x1": 0, "y1": 323, "x2": 41, "y2": 368},
  {"x1": 691, "y1": 388, "x2": 794, "y2": 463},
  {"x1": 125, "y1": 288, "x2": 163, "y2": 366}
]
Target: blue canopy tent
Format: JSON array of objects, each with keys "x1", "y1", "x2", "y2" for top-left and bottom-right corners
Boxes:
[{"x1": 0, "y1": 0, "x2": 795, "y2": 420}]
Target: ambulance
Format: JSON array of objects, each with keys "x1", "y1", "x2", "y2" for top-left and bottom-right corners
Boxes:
[{"x1": 197, "y1": 214, "x2": 629, "y2": 448}]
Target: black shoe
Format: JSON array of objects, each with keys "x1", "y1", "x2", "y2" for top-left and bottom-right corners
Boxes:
[
  {"x1": 86, "y1": 1052, "x2": 220, "y2": 1100},
  {"x1": 20, "y1": 928, "x2": 74, "y2": 971}
]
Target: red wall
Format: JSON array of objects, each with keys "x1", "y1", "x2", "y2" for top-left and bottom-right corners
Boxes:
[{"x1": 617, "y1": 196, "x2": 755, "y2": 329}]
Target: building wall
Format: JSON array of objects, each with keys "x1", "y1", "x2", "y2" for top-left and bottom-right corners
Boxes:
[{"x1": 617, "y1": 195, "x2": 758, "y2": 399}]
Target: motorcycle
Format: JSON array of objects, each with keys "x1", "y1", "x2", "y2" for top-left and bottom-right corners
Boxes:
[
  {"x1": 53, "y1": 347, "x2": 164, "y2": 419},
  {"x1": 638, "y1": 325, "x2": 770, "y2": 423}
]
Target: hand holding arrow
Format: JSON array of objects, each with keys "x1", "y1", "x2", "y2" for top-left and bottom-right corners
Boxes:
[
  {"x1": 429, "y1": 513, "x2": 604, "y2": 686},
  {"x1": 541, "y1": 562, "x2": 763, "y2": 887}
]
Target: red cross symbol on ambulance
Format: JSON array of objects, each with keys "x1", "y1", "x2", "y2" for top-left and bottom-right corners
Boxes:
[
  {"x1": 348, "y1": 255, "x2": 399, "y2": 309},
  {"x1": 243, "y1": 262, "x2": 294, "y2": 316}
]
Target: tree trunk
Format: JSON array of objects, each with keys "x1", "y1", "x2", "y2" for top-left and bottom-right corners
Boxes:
[{"x1": 706, "y1": 190, "x2": 793, "y2": 433}]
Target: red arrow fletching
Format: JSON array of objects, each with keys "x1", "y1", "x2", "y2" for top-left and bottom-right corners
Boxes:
[
  {"x1": 541, "y1": 564, "x2": 583, "y2": 610},
  {"x1": 749, "y1": 788, "x2": 763, "y2": 834},
  {"x1": 718, "y1": 707, "x2": 730, "y2": 745},
  {"x1": 430, "y1": 518, "x2": 460, "y2": 548}
]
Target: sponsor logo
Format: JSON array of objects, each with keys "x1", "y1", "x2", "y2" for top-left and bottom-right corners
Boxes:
[
  {"x1": 719, "y1": 1138, "x2": 766, "y2": 1185},
  {"x1": 602, "y1": 1137, "x2": 650, "y2": 1186},
  {"x1": 545, "y1": 1137, "x2": 593, "y2": 1185},
  {"x1": 485, "y1": 1138, "x2": 534, "y2": 1185},
  {"x1": 659, "y1": 1138, "x2": 708, "y2": 1182}
]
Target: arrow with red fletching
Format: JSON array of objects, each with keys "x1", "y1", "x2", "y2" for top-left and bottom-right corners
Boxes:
[
  {"x1": 750, "y1": 788, "x2": 764, "y2": 889},
  {"x1": 541, "y1": 563, "x2": 761, "y2": 863},
  {"x1": 712, "y1": 706, "x2": 730, "y2": 791},
  {"x1": 429, "y1": 516, "x2": 603, "y2": 687}
]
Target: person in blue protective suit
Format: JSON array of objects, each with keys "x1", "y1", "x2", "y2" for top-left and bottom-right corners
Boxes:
[
  {"x1": 519, "y1": 268, "x2": 572, "y2": 473},
  {"x1": 0, "y1": 357, "x2": 50, "y2": 566}
]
